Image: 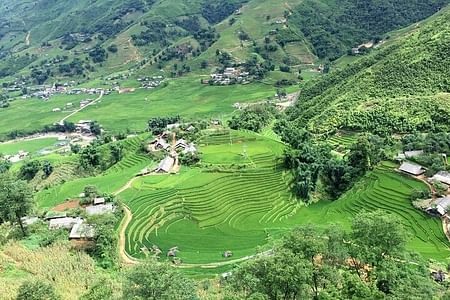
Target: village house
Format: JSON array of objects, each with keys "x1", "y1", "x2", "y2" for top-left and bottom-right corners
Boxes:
[
  {"x1": 150, "y1": 137, "x2": 171, "y2": 151},
  {"x1": 430, "y1": 171, "x2": 450, "y2": 186},
  {"x1": 49, "y1": 217, "x2": 79, "y2": 230},
  {"x1": 430, "y1": 196, "x2": 450, "y2": 216},
  {"x1": 93, "y1": 197, "x2": 106, "y2": 205},
  {"x1": 155, "y1": 156, "x2": 175, "y2": 173},
  {"x1": 75, "y1": 120, "x2": 92, "y2": 134},
  {"x1": 118, "y1": 87, "x2": 135, "y2": 94},
  {"x1": 80, "y1": 100, "x2": 91, "y2": 107},
  {"x1": 182, "y1": 143, "x2": 197, "y2": 155},
  {"x1": 69, "y1": 219, "x2": 95, "y2": 240},
  {"x1": 175, "y1": 139, "x2": 189, "y2": 151},
  {"x1": 21, "y1": 216, "x2": 40, "y2": 226},
  {"x1": 166, "y1": 123, "x2": 181, "y2": 130},
  {"x1": 185, "y1": 125, "x2": 196, "y2": 132},
  {"x1": 45, "y1": 211, "x2": 67, "y2": 220},
  {"x1": 399, "y1": 161, "x2": 426, "y2": 176},
  {"x1": 86, "y1": 203, "x2": 115, "y2": 216}
]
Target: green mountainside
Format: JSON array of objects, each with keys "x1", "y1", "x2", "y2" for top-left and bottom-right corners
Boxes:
[
  {"x1": 289, "y1": 0, "x2": 448, "y2": 59},
  {"x1": 286, "y1": 6, "x2": 450, "y2": 136},
  {"x1": 0, "y1": 0, "x2": 447, "y2": 85}
]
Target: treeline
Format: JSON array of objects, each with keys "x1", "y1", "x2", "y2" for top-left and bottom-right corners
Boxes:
[
  {"x1": 201, "y1": 0, "x2": 247, "y2": 24},
  {"x1": 286, "y1": 8, "x2": 450, "y2": 136},
  {"x1": 228, "y1": 104, "x2": 276, "y2": 132},
  {"x1": 289, "y1": 0, "x2": 449, "y2": 59},
  {"x1": 275, "y1": 121, "x2": 387, "y2": 200}
]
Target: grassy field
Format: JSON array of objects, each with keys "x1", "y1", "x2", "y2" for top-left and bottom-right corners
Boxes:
[
  {"x1": 0, "y1": 137, "x2": 58, "y2": 155},
  {"x1": 119, "y1": 130, "x2": 449, "y2": 268},
  {"x1": 69, "y1": 76, "x2": 278, "y2": 133},
  {"x1": 0, "y1": 94, "x2": 89, "y2": 139}
]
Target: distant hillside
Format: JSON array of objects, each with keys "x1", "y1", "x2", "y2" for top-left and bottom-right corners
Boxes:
[
  {"x1": 286, "y1": 7, "x2": 450, "y2": 136},
  {"x1": 0, "y1": 0, "x2": 448, "y2": 85},
  {"x1": 287, "y1": 0, "x2": 449, "y2": 60}
]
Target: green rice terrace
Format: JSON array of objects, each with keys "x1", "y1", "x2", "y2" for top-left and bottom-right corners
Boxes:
[{"x1": 117, "y1": 130, "x2": 449, "y2": 267}]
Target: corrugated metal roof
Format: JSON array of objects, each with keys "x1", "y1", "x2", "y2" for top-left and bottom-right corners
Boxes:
[{"x1": 399, "y1": 162, "x2": 425, "y2": 175}]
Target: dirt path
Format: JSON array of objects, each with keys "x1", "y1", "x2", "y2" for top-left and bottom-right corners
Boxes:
[
  {"x1": 25, "y1": 31, "x2": 30, "y2": 46},
  {"x1": 117, "y1": 204, "x2": 139, "y2": 265},
  {"x1": 58, "y1": 91, "x2": 103, "y2": 125}
]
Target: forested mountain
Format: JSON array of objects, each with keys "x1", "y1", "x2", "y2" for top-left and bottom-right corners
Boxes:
[
  {"x1": 0, "y1": 0, "x2": 447, "y2": 84},
  {"x1": 286, "y1": 6, "x2": 450, "y2": 136},
  {"x1": 288, "y1": 0, "x2": 449, "y2": 60}
]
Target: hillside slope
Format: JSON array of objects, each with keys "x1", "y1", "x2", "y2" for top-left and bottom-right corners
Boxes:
[
  {"x1": 0, "y1": 0, "x2": 448, "y2": 86},
  {"x1": 286, "y1": 6, "x2": 450, "y2": 136}
]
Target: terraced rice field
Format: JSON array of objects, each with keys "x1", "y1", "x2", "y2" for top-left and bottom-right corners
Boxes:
[
  {"x1": 36, "y1": 134, "x2": 153, "y2": 209},
  {"x1": 326, "y1": 166, "x2": 449, "y2": 260},
  {"x1": 120, "y1": 130, "x2": 450, "y2": 265},
  {"x1": 328, "y1": 133, "x2": 358, "y2": 149}
]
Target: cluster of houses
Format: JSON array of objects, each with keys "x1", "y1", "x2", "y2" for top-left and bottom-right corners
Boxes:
[
  {"x1": 2, "y1": 150, "x2": 29, "y2": 163},
  {"x1": 42, "y1": 197, "x2": 116, "y2": 240},
  {"x1": 138, "y1": 76, "x2": 164, "y2": 89},
  {"x1": 27, "y1": 85, "x2": 107, "y2": 100},
  {"x1": 397, "y1": 150, "x2": 450, "y2": 217},
  {"x1": 203, "y1": 67, "x2": 251, "y2": 85},
  {"x1": 140, "y1": 124, "x2": 197, "y2": 175}
]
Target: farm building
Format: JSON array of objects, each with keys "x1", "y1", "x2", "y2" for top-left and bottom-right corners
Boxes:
[
  {"x1": 430, "y1": 171, "x2": 450, "y2": 186},
  {"x1": 93, "y1": 197, "x2": 106, "y2": 205},
  {"x1": 404, "y1": 150, "x2": 424, "y2": 158},
  {"x1": 166, "y1": 123, "x2": 181, "y2": 130},
  {"x1": 86, "y1": 203, "x2": 115, "y2": 216},
  {"x1": 69, "y1": 219, "x2": 95, "y2": 240},
  {"x1": 21, "y1": 216, "x2": 39, "y2": 226},
  {"x1": 49, "y1": 217, "x2": 79, "y2": 230},
  {"x1": 435, "y1": 196, "x2": 450, "y2": 216},
  {"x1": 155, "y1": 156, "x2": 175, "y2": 173},
  {"x1": 175, "y1": 139, "x2": 188, "y2": 151},
  {"x1": 182, "y1": 143, "x2": 197, "y2": 154},
  {"x1": 399, "y1": 162, "x2": 425, "y2": 176},
  {"x1": 151, "y1": 137, "x2": 170, "y2": 151},
  {"x1": 45, "y1": 211, "x2": 67, "y2": 220}
]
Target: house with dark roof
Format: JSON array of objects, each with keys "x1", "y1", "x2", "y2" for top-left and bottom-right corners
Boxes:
[{"x1": 399, "y1": 162, "x2": 426, "y2": 176}]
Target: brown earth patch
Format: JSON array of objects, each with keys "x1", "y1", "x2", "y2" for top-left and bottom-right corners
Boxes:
[{"x1": 51, "y1": 200, "x2": 80, "y2": 212}]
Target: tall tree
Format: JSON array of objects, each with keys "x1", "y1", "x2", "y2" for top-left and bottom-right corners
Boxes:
[
  {"x1": 123, "y1": 260, "x2": 198, "y2": 300},
  {"x1": 0, "y1": 173, "x2": 33, "y2": 236},
  {"x1": 16, "y1": 279, "x2": 60, "y2": 300},
  {"x1": 352, "y1": 210, "x2": 407, "y2": 267}
]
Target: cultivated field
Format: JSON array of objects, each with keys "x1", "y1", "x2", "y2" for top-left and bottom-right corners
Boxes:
[
  {"x1": 119, "y1": 130, "x2": 449, "y2": 266},
  {"x1": 35, "y1": 134, "x2": 152, "y2": 209},
  {"x1": 69, "y1": 76, "x2": 278, "y2": 133},
  {"x1": 0, "y1": 137, "x2": 58, "y2": 155}
]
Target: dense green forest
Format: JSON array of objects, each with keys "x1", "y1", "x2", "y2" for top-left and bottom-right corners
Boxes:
[
  {"x1": 288, "y1": 0, "x2": 449, "y2": 59},
  {"x1": 285, "y1": 7, "x2": 450, "y2": 136}
]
